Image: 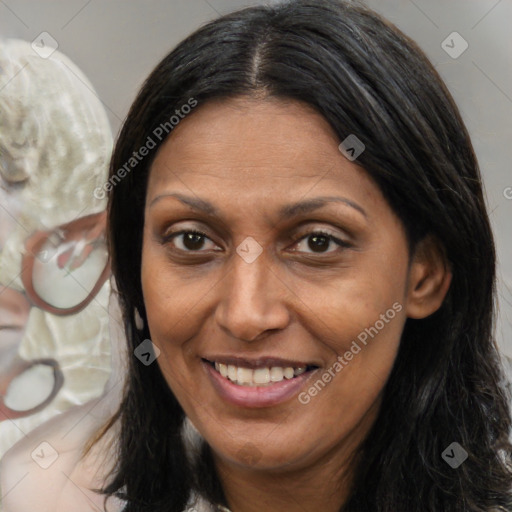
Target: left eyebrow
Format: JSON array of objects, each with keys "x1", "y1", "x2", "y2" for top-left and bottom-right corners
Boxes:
[
  {"x1": 148, "y1": 193, "x2": 367, "y2": 220},
  {"x1": 278, "y1": 196, "x2": 367, "y2": 220}
]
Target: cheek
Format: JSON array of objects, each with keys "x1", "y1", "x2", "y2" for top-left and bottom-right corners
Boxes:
[
  {"x1": 290, "y1": 240, "x2": 408, "y2": 415},
  {"x1": 279, "y1": 288, "x2": 405, "y2": 465},
  {"x1": 140, "y1": 244, "x2": 219, "y2": 393},
  {"x1": 295, "y1": 277, "x2": 405, "y2": 406},
  {"x1": 288, "y1": 245, "x2": 407, "y2": 353},
  {"x1": 141, "y1": 242, "x2": 209, "y2": 342}
]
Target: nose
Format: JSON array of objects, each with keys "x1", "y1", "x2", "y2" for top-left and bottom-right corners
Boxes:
[{"x1": 214, "y1": 249, "x2": 291, "y2": 342}]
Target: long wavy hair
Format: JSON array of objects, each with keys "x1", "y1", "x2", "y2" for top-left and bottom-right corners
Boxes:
[{"x1": 96, "y1": 1, "x2": 512, "y2": 510}]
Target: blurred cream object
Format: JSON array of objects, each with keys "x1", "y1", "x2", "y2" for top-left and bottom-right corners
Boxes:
[{"x1": 0, "y1": 38, "x2": 114, "y2": 457}]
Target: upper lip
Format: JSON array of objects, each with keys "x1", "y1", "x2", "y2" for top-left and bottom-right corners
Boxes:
[{"x1": 202, "y1": 355, "x2": 320, "y2": 369}]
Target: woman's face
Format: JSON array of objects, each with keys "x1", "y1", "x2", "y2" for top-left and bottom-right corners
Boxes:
[{"x1": 141, "y1": 97, "x2": 412, "y2": 475}]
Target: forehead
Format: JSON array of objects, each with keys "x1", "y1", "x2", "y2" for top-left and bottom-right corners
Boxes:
[{"x1": 146, "y1": 97, "x2": 382, "y2": 212}]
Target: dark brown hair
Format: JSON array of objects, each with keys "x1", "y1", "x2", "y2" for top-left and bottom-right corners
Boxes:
[{"x1": 98, "y1": 1, "x2": 512, "y2": 510}]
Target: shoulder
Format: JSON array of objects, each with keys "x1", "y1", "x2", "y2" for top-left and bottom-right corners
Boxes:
[
  {"x1": 0, "y1": 397, "x2": 122, "y2": 512},
  {"x1": 183, "y1": 492, "x2": 217, "y2": 512}
]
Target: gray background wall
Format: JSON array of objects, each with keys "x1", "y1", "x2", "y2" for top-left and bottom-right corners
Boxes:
[{"x1": 1, "y1": 0, "x2": 511, "y2": 356}]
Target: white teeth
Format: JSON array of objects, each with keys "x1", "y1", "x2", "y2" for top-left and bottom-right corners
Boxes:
[
  {"x1": 219, "y1": 363, "x2": 228, "y2": 378},
  {"x1": 213, "y1": 362, "x2": 310, "y2": 386},
  {"x1": 283, "y1": 367, "x2": 294, "y2": 379},
  {"x1": 253, "y1": 368, "x2": 270, "y2": 384},
  {"x1": 270, "y1": 367, "x2": 283, "y2": 382},
  {"x1": 227, "y1": 364, "x2": 237, "y2": 381},
  {"x1": 237, "y1": 367, "x2": 253, "y2": 384}
]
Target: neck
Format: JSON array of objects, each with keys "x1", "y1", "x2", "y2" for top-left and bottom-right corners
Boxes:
[{"x1": 214, "y1": 458, "x2": 353, "y2": 512}]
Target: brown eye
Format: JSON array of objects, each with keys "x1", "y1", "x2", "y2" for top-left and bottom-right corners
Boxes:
[
  {"x1": 292, "y1": 230, "x2": 350, "y2": 254},
  {"x1": 163, "y1": 230, "x2": 219, "y2": 252}
]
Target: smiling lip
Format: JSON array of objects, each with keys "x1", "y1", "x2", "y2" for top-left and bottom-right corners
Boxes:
[{"x1": 202, "y1": 358, "x2": 319, "y2": 408}]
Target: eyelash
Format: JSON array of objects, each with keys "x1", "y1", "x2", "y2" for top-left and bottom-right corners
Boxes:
[{"x1": 162, "y1": 228, "x2": 350, "y2": 255}]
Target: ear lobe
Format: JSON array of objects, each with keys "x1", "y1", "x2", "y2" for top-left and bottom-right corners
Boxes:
[{"x1": 405, "y1": 235, "x2": 452, "y2": 319}]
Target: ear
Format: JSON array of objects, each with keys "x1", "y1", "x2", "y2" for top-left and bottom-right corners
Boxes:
[{"x1": 405, "y1": 235, "x2": 452, "y2": 319}]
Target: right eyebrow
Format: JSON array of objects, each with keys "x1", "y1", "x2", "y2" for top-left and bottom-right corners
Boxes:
[{"x1": 149, "y1": 193, "x2": 217, "y2": 215}]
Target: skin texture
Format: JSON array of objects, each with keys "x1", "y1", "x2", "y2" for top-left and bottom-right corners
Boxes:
[{"x1": 141, "y1": 97, "x2": 451, "y2": 512}]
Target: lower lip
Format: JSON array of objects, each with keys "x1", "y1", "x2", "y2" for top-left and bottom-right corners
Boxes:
[{"x1": 203, "y1": 361, "x2": 317, "y2": 408}]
